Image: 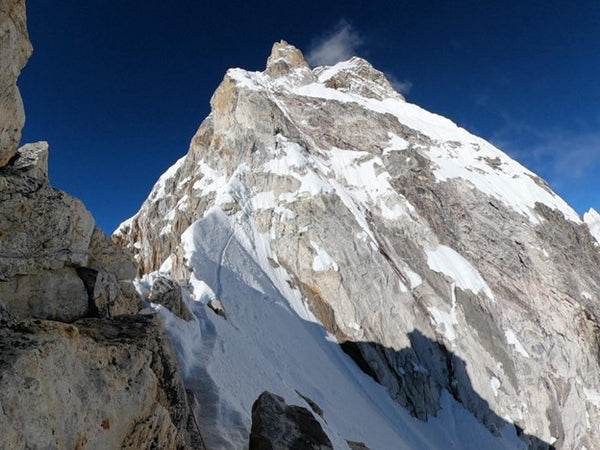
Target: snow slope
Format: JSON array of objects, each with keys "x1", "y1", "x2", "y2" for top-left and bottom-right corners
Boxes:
[
  {"x1": 584, "y1": 208, "x2": 600, "y2": 244},
  {"x1": 143, "y1": 208, "x2": 525, "y2": 449}
]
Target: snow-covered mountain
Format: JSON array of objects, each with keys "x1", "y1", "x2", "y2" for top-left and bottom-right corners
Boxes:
[{"x1": 115, "y1": 41, "x2": 600, "y2": 449}]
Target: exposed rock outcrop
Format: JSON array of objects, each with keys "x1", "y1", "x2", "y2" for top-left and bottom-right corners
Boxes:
[
  {"x1": 249, "y1": 391, "x2": 332, "y2": 450},
  {"x1": 0, "y1": 0, "x2": 31, "y2": 166},
  {"x1": 0, "y1": 315, "x2": 189, "y2": 450},
  {"x1": 265, "y1": 40, "x2": 315, "y2": 82},
  {"x1": 148, "y1": 275, "x2": 190, "y2": 320},
  {"x1": 207, "y1": 298, "x2": 225, "y2": 317},
  {"x1": 314, "y1": 56, "x2": 403, "y2": 101},
  {"x1": 0, "y1": 141, "x2": 138, "y2": 320},
  {"x1": 346, "y1": 441, "x2": 370, "y2": 450},
  {"x1": 0, "y1": 142, "x2": 190, "y2": 444}
]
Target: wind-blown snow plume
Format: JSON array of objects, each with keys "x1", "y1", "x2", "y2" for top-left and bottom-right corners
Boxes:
[{"x1": 383, "y1": 71, "x2": 412, "y2": 95}]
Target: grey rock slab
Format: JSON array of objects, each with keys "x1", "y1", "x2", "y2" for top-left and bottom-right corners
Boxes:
[{"x1": 0, "y1": 267, "x2": 88, "y2": 321}]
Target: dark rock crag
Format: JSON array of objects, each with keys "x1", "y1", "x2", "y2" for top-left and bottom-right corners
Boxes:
[{"x1": 249, "y1": 391, "x2": 333, "y2": 450}]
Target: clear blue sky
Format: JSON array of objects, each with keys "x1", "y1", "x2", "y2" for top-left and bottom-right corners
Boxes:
[{"x1": 19, "y1": 0, "x2": 600, "y2": 233}]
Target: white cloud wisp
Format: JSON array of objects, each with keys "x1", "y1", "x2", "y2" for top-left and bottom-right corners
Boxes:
[
  {"x1": 306, "y1": 21, "x2": 362, "y2": 67},
  {"x1": 492, "y1": 123, "x2": 600, "y2": 184}
]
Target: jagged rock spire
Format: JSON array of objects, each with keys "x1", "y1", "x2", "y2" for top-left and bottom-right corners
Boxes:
[
  {"x1": 266, "y1": 40, "x2": 309, "y2": 71},
  {"x1": 264, "y1": 40, "x2": 314, "y2": 82}
]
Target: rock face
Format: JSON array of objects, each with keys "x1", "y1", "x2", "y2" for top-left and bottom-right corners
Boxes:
[
  {"x1": 249, "y1": 391, "x2": 332, "y2": 450},
  {"x1": 0, "y1": 315, "x2": 188, "y2": 450},
  {"x1": 0, "y1": 141, "x2": 138, "y2": 320},
  {"x1": 0, "y1": 143, "x2": 190, "y2": 446},
  {"x1": 0, "y1": 4, "x2": 193, "y2": 449},
  {"x1": 117, "y1": 41, "x2": 600, "y2": 449},
  {"x1": 0, "y1": 0, "x2": 31, "y2": 166},
  {"x1": 148, "y1": 275, "x2": 189, "y2": 319}
]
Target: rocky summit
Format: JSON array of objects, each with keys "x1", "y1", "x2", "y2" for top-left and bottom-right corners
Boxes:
[{"x1": 2, "y1": 5, "x2": 600, "y2": 450}]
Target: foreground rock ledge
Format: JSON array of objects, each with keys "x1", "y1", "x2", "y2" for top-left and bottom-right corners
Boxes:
[{"x1": 0, "y1": 314, "x2": 190, "y2": 450}]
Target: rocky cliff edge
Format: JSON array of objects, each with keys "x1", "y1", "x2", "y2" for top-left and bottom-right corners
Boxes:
[{"x1": 0, "y1": 2, "x2": 197, "y2": 448}]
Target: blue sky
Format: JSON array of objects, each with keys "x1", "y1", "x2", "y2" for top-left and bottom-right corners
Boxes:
[{"x1": 19, "y1": 1, "x2": 600, "y2": 233}]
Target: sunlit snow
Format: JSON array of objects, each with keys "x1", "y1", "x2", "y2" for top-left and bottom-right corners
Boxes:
[
  {"x1": 426, "y1": 245, "x2": 494, "y2": 299},
  {"x1": 311, "y1": 241, "x2": 339, "y2": 272},
  {"x1": 504, "y1": 329, "x2": 530, "y2": 358},
  {"x1": 584, "y1": 208, "x2": 600, "y2": 244},
  {"x1": 148, "y1": 209, "x2": 526, "y2": 449}
]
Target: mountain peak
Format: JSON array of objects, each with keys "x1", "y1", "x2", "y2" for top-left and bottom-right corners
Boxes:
[
  {"x1": 315, "y1": 56, "x2": 404, "y2": 101},
  {"x1": 265, "y1": 40, "x2": 311, "y2": 78}
]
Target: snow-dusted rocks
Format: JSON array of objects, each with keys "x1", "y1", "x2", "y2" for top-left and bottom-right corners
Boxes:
[
  {"x1": 148, "y1": 275, "x2": 190, "y2": 320},
  {"x1": 265, "y1": 39, "x2": 315, "y2": 83},
  {"x1": 118, "y1": 41, "x2": 600, "y2": 449},
  {"x1": 315, "y1": 56, "x2": 403, "y2": 101}
]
